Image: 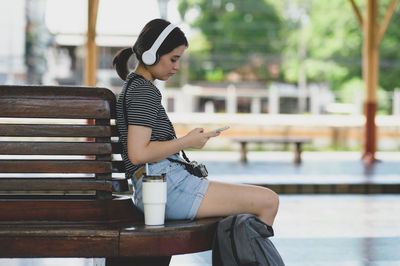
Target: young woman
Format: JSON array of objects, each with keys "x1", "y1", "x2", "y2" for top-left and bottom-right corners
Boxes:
[{"x1": 113, "y1": 19, "x2": 279, "y2": 226}]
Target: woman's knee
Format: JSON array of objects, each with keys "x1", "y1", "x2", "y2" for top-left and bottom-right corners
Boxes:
[
  {"x1": 260, "y1": 188, "x2": 279, "y2": 216},
  {"x1": 271, "y1": 191, "x2": 280, "y2": 214}
]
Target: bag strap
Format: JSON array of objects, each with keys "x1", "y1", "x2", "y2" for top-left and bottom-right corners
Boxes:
[
  {"x1": 121, "y1": 74, "x2": 191, "y2": 163},
  {"x1": 121, "y1": 76, "x2": 135, "y2": 129}
]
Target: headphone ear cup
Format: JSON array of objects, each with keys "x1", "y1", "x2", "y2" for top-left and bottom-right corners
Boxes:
[
  {"x1": 142, "y1": 50, "x2": 156, "y2": 65},
  {"x1": 140, "y1": 23, "x2": 177, "y2": 66}
]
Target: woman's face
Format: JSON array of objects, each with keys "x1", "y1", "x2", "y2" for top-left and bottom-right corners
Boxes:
[{"x1": 148, "y1": 44, "x2": 186, "y2": 81}]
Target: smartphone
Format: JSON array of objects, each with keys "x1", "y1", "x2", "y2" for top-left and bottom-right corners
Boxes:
[{"x1": 209, "y1": 126, "x2": 230, "y2": 133}]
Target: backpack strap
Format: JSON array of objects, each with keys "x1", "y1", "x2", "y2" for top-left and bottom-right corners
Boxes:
[{"x1": 227, "y1": 215, "x2": 241, "y2": 265}]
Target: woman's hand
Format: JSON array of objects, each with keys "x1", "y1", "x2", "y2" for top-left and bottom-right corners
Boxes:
[
  {"x1": 127, "y1": 126, "x2": 220, "y2": 164},
  {"x1": 182, "y1": 128, "x2": 220, "y2": 149}
]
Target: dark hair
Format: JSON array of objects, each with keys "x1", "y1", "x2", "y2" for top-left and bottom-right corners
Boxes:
[{"x1": 112, "y1": 18, "x2": 188, "y2": 80}]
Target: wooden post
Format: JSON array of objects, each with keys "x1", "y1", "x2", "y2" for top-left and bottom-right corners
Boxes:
[
  {"x1": 84, "y1": 0, "x2": 99, "y2": 86},
  {"x1": 361, "y1": 0, "x2": 379, "y2": 164},
  {"x1": 348, "y1": 0, "x2": 398, "y2": 165},
  {"x1": 85, "y1": 0, "x2": 99, "y2": 141}
]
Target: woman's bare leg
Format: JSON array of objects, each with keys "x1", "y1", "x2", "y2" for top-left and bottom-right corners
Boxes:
[{"x1": 196, "y1": 181, "x2": 279, "y2": 225}]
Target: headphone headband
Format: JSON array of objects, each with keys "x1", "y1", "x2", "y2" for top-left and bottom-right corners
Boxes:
[{"x1": 141, "y1": 23, "x2": 177, "y2": 65}]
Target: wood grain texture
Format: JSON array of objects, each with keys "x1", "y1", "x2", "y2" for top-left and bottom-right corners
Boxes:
[
  {"x1": 0, "y1": 124, "x2": 113, "y2": 137},
  {"x1": 0, "y1": 160, "x2": 112, "y2": 173},
  {"x1": 0, "y1": 196, "x2": 139, "y2": 223},
  {"x1": 0, "y1": 142, "x2": 112, "y2": 155}
]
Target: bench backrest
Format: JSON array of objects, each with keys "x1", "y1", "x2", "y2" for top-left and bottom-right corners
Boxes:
[{"x1": 0, "y1": 85, "x2": 127, "y2": 201}]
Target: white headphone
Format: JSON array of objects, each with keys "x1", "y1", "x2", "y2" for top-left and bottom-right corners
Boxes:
[{"x1": 141, "y1": 23, "x2": 177, "y2": 65}]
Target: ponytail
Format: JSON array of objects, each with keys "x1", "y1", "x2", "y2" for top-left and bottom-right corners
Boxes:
[{"x1": 112, "y1": 48, "x2": 133, "y2": 80}]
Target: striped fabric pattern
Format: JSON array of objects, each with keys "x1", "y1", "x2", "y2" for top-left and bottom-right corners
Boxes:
[{"x1": 116, "y1": 72, "x2": 177, "y2": 176}]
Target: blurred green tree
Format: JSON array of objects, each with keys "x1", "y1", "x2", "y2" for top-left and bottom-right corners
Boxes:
[
  {"x1": 178, "y1": 0, "x2": 400, "y2": 95},
  {"x1": 379, "y1": 0, "x2": 400, "y2": 91},
  {"x1": 282, "y1": 0, "x2": 400, "y2": 92},
  {"x1": 282, "y1": 0, "x2": 362, "y2": 91},
  {"x1": 177, "y1": 0, "x2": 285, "y2": 81}
]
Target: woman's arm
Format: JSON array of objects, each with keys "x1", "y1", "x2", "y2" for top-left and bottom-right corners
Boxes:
[{"x1": 127, "y1": 125, "x2": 219, "y2": 165}]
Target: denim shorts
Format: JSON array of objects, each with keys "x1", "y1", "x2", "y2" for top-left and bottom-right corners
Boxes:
[{"x1": 132, "y1": 154, "x2": 210, "y2": 220}]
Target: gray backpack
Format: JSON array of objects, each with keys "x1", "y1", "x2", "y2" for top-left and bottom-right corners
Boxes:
[{"x1": 212, "y1": 214, "x2": 285, "y2": 266}]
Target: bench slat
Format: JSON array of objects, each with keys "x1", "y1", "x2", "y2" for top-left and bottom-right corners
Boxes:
[
  {"x1": 0, "y1": 196, "x2": 140, "y2": 223},
  {"x1": 0, "y1": 124, "x2": 113, "y2": 137},
  {"x1": 0, "y1": 85, "x2": 114, "y2": 98},
  {"x1": 0, "y1": 142, "x2": 112, "y2": 155},
  {"x1": 0, "y1": 230, "x2": 119, "y2": 258},
  {"x1": 0, "y1": 160, "x2": 111, "y2": 173},
  {"x1": 0, "y1": 99, "x2": 111, "y2": 119},
  {"x1": 0, "y1": 178, "x2": 112, "y2": 191},
  {"x1": 0, "y1": 178, "x2": 129, "y2": 193}
]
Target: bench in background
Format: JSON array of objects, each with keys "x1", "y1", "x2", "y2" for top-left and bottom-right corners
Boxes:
[
  {"x1": 0, "y1": 85, "x2": 220, "y2": 266},
  {"x1": 232, "y1": 137, "x2": 312, "y2": 164}
]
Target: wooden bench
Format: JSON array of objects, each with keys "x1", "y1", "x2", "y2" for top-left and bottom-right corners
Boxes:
[
  {"x1": 0, "y1": 85, "x2": 220, "y2": 266},
  {"x1": 232, "y1": 137, "x2": 312, "y2": 164}
]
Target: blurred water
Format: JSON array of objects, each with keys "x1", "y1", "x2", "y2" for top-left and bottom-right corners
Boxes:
[{"x1": 190, "y1": 151, "x2": 400, "y2": 184}]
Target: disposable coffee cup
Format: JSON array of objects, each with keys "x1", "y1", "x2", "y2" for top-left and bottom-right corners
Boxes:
[{"x1": 142, "y1": 174, "x2": 167, "y2": 226}]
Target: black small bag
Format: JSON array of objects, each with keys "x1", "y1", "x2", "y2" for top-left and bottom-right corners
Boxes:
[
  {"x1": 212, "y1": 214, "x2": 285, "y2": 266},
  {"x1": 166, "y1": 157, "x2": 208, "y2": 178}
]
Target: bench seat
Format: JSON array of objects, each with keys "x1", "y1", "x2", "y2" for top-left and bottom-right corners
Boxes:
[{"x1": 0, "y1": 216, "x2": 219, "y2": 258}]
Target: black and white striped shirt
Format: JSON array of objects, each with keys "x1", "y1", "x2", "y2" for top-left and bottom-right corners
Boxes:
[{"x1": 116, "y1": 72, "x2": 177, "y2": 176}]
